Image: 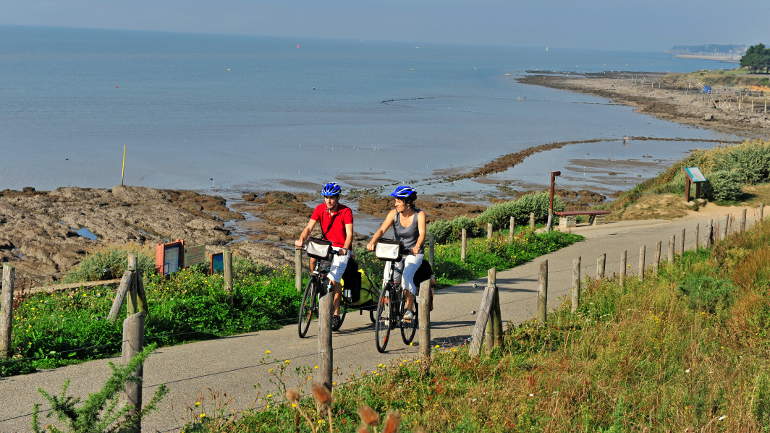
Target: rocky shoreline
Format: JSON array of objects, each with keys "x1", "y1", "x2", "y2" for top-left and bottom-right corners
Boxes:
[{"x1": 517, "y1": 71, "x2": 770, "y2": 136}]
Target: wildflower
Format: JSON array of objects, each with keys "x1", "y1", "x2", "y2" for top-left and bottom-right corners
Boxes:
[
  {"x1": 200, "y1": 414, "x2": 205, "y2": 418},
  {"x1": 195, "y1": 401, "x2": 201, "y2": 406},
  {"x1": 312, "y1": 383, "x2": 332, "y2": 407},
  {"x1": 382, "y1": 411, "x2": 401, "y2": 433},
  {"x1": 358, "y1": 405, "x2": 380, "y2": 426},
  {"x1": 265, "y1": 350, "x2": 270, "y2": 354},
  {"x1": 285, "y1": 359, "x2": 290, "y2": 364}
]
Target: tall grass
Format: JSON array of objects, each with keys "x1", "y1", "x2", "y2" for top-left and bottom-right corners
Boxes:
[{"x1": 61, "y1": 242, "x2": 156, "y2": 283}]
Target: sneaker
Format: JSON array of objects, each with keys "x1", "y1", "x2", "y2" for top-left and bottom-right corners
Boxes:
[
  {"x1": 332, "y1": 315, "x2": 341, "y2": 331},
  {"x1": 403, "y1": 310, "x2": 415, "y2": 323}
]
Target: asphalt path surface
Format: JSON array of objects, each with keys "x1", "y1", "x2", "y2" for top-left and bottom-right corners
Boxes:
[{"x1": 0, "y1": 210, "x2": 758, "y2": 432}]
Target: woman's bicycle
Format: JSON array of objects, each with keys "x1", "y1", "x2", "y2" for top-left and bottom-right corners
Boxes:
[
  {"x1": 298, "y1": 241, "x2": 380, "y2": 338},
  {"x1": 373, "y1": 240, "x2": 420, "y2": 353}
]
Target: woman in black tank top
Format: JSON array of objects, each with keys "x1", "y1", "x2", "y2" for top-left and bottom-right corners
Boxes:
[{"x1": 366, "y1": 186, "x2": 426, "y2": 321}]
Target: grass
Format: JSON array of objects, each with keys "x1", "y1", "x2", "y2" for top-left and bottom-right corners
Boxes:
[
  {"x1": 1, "y1": 229, "x2": 582, "y2": 378},
  {"x1": 190, "y1": 219, "x2": 770, "y2": 432}
]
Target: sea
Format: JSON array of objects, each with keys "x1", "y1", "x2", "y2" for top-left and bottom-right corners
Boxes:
[{"x1": 0, "y1": 25, "x2": 744, "y2": 198}]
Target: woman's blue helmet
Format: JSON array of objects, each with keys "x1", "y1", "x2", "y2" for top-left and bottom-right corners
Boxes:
[
  {"x1": 321, "y1": 182, "x2": 342, "y2": 196},
  {"x1": 390, "y1": 185, "x2": 416, "y2": 201}
]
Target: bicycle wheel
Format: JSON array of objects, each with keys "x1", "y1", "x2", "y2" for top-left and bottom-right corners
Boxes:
[
  {"x1": 298, "y1": 278, "x2": 318, "y2": 338},
  {"x1": 375, "y1": 284, "x2": 394, "y2": 353},
  {"x1": 400, "y1": 293, "x2": 418, "y2": 345}
]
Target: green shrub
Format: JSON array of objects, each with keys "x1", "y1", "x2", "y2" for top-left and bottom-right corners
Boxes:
[
  {"x1": 451, "y1": 215, "x2": 483, "y2": 239},
  {"x1": 426, "y1": 219, "x2": 454, "y2": 244},
  {"x1": 678, "y1": 275, "x2": 735, "y2": 313},
  {"x1": 702, "y1": 170, "x2": 744, "y2": 202},
  {"x1": 477, "y1": 191, "x2": 565, "y2": 229},
  {"x1": 61, "y1": 243, "x2": 155, "y2": 283}
]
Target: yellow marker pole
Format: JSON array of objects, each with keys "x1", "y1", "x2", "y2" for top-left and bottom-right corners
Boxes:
[{"x1": 121, "y1": 145, "x2": 126, "y2": 186}]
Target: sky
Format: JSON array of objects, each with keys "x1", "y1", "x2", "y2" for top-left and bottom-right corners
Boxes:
[{"x1": 2, "y1": 0, "x2": 768, "y2": 51}]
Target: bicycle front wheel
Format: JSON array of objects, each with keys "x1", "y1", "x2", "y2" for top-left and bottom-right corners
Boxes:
[
  {"x1": 298, "y1": 278, "x2": 318, "y2": 338},
  {"x1": 375, "y1": 285, "x2": 394, "y2": 353}
]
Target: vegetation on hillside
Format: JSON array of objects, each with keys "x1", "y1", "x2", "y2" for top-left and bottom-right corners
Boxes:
[
  {"x1": 605, "y1": 139, "x2": 770, "y2": 217},
  {"x1": 188, "y1": 217, "x2": 770, "y2": 432}
]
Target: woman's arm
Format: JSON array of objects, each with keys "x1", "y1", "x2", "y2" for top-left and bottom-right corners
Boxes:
[
  {"x1": 411, "y1": 210, "x2": 427, "y2": 255},
  {"x1": 366, "y1": 209, "x2": 397, "y2": 251}
]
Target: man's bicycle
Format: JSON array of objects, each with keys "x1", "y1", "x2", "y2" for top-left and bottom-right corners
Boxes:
[
  {"x1": 373, "y1": 240, "x2": 420, "y2": 353},
  {"x1": 298, "y1": 241, "x2": 380, "y2": 338}
]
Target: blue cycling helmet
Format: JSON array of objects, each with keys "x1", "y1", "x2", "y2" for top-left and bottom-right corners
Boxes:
[
  {"x1": 390, "y1": 186, "x2": 416, "y2": 201},
  {"x1": 321, "y1": 182, "x2": 342, "y2": 196}
]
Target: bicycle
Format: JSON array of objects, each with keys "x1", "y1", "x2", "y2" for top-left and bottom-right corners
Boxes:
[
  {"x1": 373, "y1": 241, "x2": 420, "y2": 353},
  {"x1": 298, "y1": 245, "x2": 380, "y2": 338}
]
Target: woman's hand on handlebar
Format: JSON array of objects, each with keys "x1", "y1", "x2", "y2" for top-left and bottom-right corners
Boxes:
[{"x1": 366, "y1": 241, "x2": 376, "y2": 251}]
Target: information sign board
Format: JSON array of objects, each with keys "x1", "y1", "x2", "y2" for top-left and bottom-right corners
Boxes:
[
  {"x1": 211, "y1": 253, "x2": 224, "y2": 274},
  {"x1": 155, "y1": 240, "x2": 185, "y2": 276},
  {"x1": 164, "y1": 246, "x2": 180, "y2": 275},
  {"x1": 184, "y1": 244, "x2": 206, "y2": 268},
  {"x1": 684, "y1": 167, "x2": 707, "y2": 183}
]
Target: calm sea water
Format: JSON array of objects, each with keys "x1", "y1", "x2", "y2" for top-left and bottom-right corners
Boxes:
[{"x1": 0, "y1": 26, "x2": 742, "y2": 196}]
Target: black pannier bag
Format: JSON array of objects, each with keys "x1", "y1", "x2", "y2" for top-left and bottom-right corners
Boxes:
[
  {"x1": 342, "y1": 257, "x2": 361, "y2": 303},
  {"x1": 413, "y1": 259, "x2": 433, "y2": 287}
]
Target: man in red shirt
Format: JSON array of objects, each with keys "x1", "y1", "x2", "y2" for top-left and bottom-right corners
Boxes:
[{"x1": 295, "y1": 182, "x2": 354, "y2": 330}]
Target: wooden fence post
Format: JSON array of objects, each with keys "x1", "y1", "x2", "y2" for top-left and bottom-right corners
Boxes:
[
  {"x1": 1, "y1": 264, "x2": 15, "y2": 358},
  {"x1": 487, "y1": 223, "x2": 493, "y2": 239},
  {"x1": 707, "y1": 220, "x2": 713, "y2": 248},
  {"x1": 668, "y1": 235, "x2": 675, "y2": 264},
  {"x1": 654, "y1": 241, "x2": 661, "y2": 276},
  {"x1": 108, "y1": 270, "x2": 135, "y2": 323},
  {"x1": 484, "y1": 269, "x2": 495, "y2": 354},
  {"x1": 695, "y1": 224, "x2": 700, "y2": 251},
  {"x1": 760, "y1": 203, "x2": 765, "y2": 221},
  {"x1": 680, "y1": 229, "x2": 686, "y2": 256},
  {"x1": 571, "y1": 257, "x2": 581, "y2": 313},
  {"x1": 318, "y1": 291, "x2": 333, "y2": 392},
  {"x1": 295, "y1": 248, "x2": 302, "y2": 291},
  {"x1": 469, "y1": 285, "x2": 495, "y2": 358},
  {"x1": 723, "y1": 215, "x2": 729, "y2": 240},
  {"x1": 419, "y1": 279, "x2": 431, "y2": 374},
  {"x1": 127, "y1": 254, "x2": 138, "y2": 315},
  {"x1": 596, "y1": 254, "x2": 606, "y2": 279},
  {"x1": 620, "y1": 251, "x2": 627, "y2": 287},
  {"x1": 461, "y1": 229, "x2": 467, "y2": 262},
  {"x1": 224, "y1": 250, "x2": 233, "y2": 293},
  {"x1": 639, "y1": 245, "x2": 646, "y2": 282},
  {"x1": 530, "y1": 213, "x2": 535, "y2": 229},
  {"x1": 741, "y1": 209, "x2": 747, "y2": 233},
  {"x1": 428, "y1": 233, "x2": 435, "y2": 269},
  {"x1": 122, "y1": 311, "x2": 146, "y2": 433},
  {"x1": 509, "y1": 216, "x2": 515, "y2": 243},
  {"x1": 538, "y1": 261, "x2": 548, "y2": 325}
]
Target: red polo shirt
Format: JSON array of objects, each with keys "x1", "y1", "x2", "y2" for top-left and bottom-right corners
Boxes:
[{"x1": 310, "y1": 203, "x2": 353, "y2": 248}]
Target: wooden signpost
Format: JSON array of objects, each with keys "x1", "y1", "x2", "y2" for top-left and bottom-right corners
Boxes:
[{"x1": 683, "y1": 167, "x2": 707, "y2": 203}]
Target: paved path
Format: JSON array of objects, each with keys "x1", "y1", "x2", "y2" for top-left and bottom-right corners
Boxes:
[{"x1": 0, "y1": 209, "x2": 758, "y2": 432}]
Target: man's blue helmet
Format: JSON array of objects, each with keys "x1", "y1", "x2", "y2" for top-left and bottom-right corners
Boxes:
[
  {"x1": 390, "y1": 186, "x2": 416, "y2": 200},
  {"x1": 321, "y1": 182, "x2": 342, "y2": 196}
]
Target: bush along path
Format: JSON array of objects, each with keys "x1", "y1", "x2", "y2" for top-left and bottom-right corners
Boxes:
[
  {"x1": 195, "y1": 220, "x2": 770, "y2": 432},
  {"x1": 1, "y1": 228, "x2": 582, "y2": 377}
]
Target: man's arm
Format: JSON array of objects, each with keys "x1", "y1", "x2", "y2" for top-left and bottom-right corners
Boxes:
[
  {"x1": 343, "y1": 223, "x2": 354, "y2": 252},
  {"x1": 295, "y1": 219, "x2": 318, "y2": 248}
]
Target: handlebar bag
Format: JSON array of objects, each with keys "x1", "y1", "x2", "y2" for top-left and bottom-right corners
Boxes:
[
  {"x1": 306, "y1": 237, "x2": 333, "y2": 260},
  {"x1": 375, "y1": 238, "x2": 403, "y2": 262}
]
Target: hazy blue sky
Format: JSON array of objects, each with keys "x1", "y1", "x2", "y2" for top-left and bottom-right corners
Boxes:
[{"x1": 3, "y1": 0, "x2": 767, "y2": 51}]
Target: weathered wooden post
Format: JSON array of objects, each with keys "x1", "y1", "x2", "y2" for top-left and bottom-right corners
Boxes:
[
  {"x1": 295, "y1": 248, "x2": 302, "y2": 291},
  {"x1": 639, "y1": 245, "x2": 646, "y2": 282},
  {"x1": 419, "y1": 279, "x2": 431, "y2": 374},
  {"x1": 484, "y1": 269, "x2": 496, "y2": 354},
  {"x1": 122, "y1": 311, "x2": 146, "y2": 433},
  {"x1": 654, "y1": 241, "x2": 661, "y2": 276},
  {"x1": 223, "y1": 250, "x2": 233, "y2": 293},
  {"x1": 108, "y1": 269, "x2": 134, "y2": 323},
  {"x1": 571, "y1": 257, "x2": 581, "y2": 313},
  {"x1": 596, "y1": 254, "x2": 606, "y2": 280},
  {"x1": 707, "y1": 219, "x2": 714, "y2": 248},
  {"x1": 538, "y1": 261, "x2": 548, "y2": 325},
  {"x1": 619, "y1": 251, "x2": 627, "y2": 287},
  {"x1": 318, "y1": 290, "x2": 333, "y2": 391},
  {"x1": 741, "y1": 208, "x2": 747, "y2": 233},
  {"x1": 530, "y1": 213, "x2": 535, "y2": 229},
  {"x1": 469, "y1": 285, "x2": 495, "y2": 358},
  {"x1": 428, "y1": 232, "x2": 435, "y2": 269},
  {"x1": 668, "y1": 235, "x2": 675, "y2": 263},
  {"x1": 695, "y1": 223, "x2": 700, "y2": 251},
  {"x1": 760, "y1": 203, "x2": 765, "y2": 221},
  {"x1": 723, "y1": 215, "x2": 729, "y2": 240},
  {"x1": 680, "y1": 229, "x2": 686, "y2": 256},
  {"x1": 509, "y1": 216, "x2": 515, "y2": 243},
  {"x1": 0, "y1": 264, "x2": 15, "y2": 358},
  {"x1": 487, "y1": 223, "x2": 493, "y2": 239},
  {"x1": 461, "y1": 229, "x2": 467, "y2": 262},
  {"x1": 127, "y1": 254, "x2": 138, "y2": 315}
]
